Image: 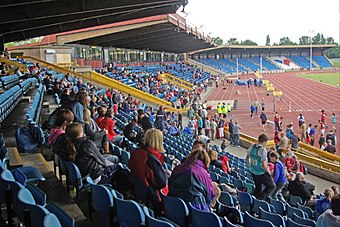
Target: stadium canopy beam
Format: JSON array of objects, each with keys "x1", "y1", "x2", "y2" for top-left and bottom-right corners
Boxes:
[{"x1": 1, "y1": 0, "x2": 187, "y2": 43}]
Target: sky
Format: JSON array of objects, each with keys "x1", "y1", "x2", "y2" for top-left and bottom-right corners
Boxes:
[{"x1": 179, "y1": 0, "x2": 339, "y2": 45}]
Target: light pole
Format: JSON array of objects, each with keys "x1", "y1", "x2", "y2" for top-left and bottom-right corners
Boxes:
[{"x1": 309, "y1": 30, "x2": 314, "y2": 71}]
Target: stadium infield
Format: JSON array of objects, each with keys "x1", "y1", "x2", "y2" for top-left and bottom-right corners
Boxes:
[
  {"x1": 298, "y1": 72, "x2": 340, "y2": 87},
  {"x1": 206, "y1": 70, "x2": 340, "y2": 154}
]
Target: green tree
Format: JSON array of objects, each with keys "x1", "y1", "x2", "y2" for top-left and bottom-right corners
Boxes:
[
  {"x1": 212, "y1": 37, "x2": 224, "y2": 45},
  {"x1": 299, "y1": 36, "x2": 310, "y2": 45},
  {"x1": 5, "y1": 37, "x2": 42, "y2": 47},
  {"x1": 279, "y1": 37, "x2": 297, "y2": 45},
  {"x1": 326, "y1": 37, "x2": 335, "y2": 44},
  {"x1": 226, "y1": 38, "x2": 239, "y2": 45},
  {"x1": 265, "y1": 35, "x2": 271, "y2": 46},
  {"x1": 325, "y1": 44, "x2": 340, "y2": 58},
  {"x1": 312, "y1": 33, "x2": 326, "y2": 44},
  {"x1": 240, "y1": 39, "x2": 258, "y2": 46}
]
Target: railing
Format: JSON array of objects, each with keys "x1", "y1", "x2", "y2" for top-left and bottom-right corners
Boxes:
[
  {"x1": 21, "y1": 56, "x2": 179, "y2": 111},
  {"x1": 159, "y1": 73, "x2": 193, "y2": 90},
  {"x1": 0, "y1": 57, "x2": 28, "y2": 72}
]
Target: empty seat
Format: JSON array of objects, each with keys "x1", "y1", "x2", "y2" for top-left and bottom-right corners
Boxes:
[
  {"x1": 244, "y1": 211, "x2": 274, "y2": 227},
  {"x1": 163, "y1": 195, "x2": 189, "y2": 226},
  {"x1": 116, "y1": 198, "x2": 145, "y2": 227},
  {"x1": 259, "y1": 207, "x2": 286, "y2": 227},
  {"x1": 238, "y1": 191, "x2": 253, "y2": 214},
  {"x1": 190, "y1": 203, "x2": 223, "y2": 227},
  {"x1": 292, "y1": 213, "x2": 316, "y2": 227}
]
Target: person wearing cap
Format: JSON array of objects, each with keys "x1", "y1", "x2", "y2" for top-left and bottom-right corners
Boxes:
[{"x1": 138, "y1": 109, "x2": 153, "y2": 132}]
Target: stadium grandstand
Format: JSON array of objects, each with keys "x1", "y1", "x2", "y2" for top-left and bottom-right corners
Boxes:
[{"x1": 0, "y1": 0, "x2": 339, "y2": 227}]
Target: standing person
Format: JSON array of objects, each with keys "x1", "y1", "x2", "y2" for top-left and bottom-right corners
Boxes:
[
  {"x1": 210, "y1": 118, "x2": 217, "y2": 141},
  {"x1": 246, "y1": 134, "x2": 275, "y2": 200},
  {"x1": 217, "y1": 103, "x2": 222, "y2": 118},
  {"x1": 217, "y1": 118, "x2": 225, "y2": 139},
  {"x1": 250, "y1": 103, "x2": 255, "y2": 118},
  {"x1": 227, "y1": 103, "x2": 232, "y2": 118},
  {"x1": 274, "y1": 131, "x2": 280, "y2": 150},
  {"x1": 228, "y1": 119, "x2": 234, "y2": 146},
  {"x1": 260, "y1": 112, "x2": 268, "y2": 132},
  {"x1": 319, "y1": 133, "x2": 326, "y2": 149},
  {"x1": 205, "y1": 118, "x2": 211, "y2": 139},
  {"x1": 290, "y1": 131, "x2": 300, "y2": 149},
  {"x1": 274, "y1": 112, "x2": 280, "y2": 131},
  {"x1": 269, "y1": 152, "x2": 287, "y2": 201},
  {"x1": 200, "y1": 107, "x2": 207, "y2": 129},
  {"x1": 321, "y1": 110, "x2": 327, "y2": 123},
  {"x1": 138, "y1": 109, "x2": 153, "y2": 133},
  {"x1": 233, "y1": 121, "x2": 241, "y2": 147},
  {"x1": 254, "y1": 99, "x2": 259, "y2": 115},
  {"x1": 260, "y1": 98, "x2": 266, "y2": 111},
  {"x1": 286, "y1": 123, "x2": 293, "y2": 139},
  {"x1": 324, "y1": 140, "x2": 336, "y2": 154},
  {"x1": 319, "y1": 120, "x2": 326, "y2": 136},
  {"x1": 332, "y1": 113, "x2": 337, "y2": 130},
  {"x1": 187, "y1": 106, "x2": 195, "y2": 121},
  {"x1": 277, "y1": 133, "x2": 289, "y2": 157},
  {"x1": 279, "y1": 117, "x2": 284, "y2": 132},
  {"x1": 309, "y1": 125, "x2": 317, "y2": 146},
  {"x1": 221, "y1": 103, "x2": 227, "y2": 118},
  {"x1": 298, "y1": 114, "x2": 305, "y2": 127},
  {"x1": 326, "y1": 130, "x2": 337, "y2": 146},
  {"x1": 300, "y1": 120, "x2": 307, "y2": 142},
  {"x1": 177, "y1": 111, "x2": 183, "y2": 130}
]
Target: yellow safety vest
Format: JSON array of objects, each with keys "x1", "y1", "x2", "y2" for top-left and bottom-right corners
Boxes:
[
  {"x1": 217, "y1": 104, "x2": 222, "y2": 114},
  {"x1": 221, "y1": 105, "x2": 227, "y2": 114},
  {"x1": 227, "y1": 104, "x2": 232, "y2": 112}
]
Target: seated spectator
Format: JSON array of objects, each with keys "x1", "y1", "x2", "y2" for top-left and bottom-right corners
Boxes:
[
  {"x1": 72, "y1": 91, "x2": 88, "y2": 123},
  {"x1": 321, "y1": 142, "x2": 328, "y2": 150},
  {"x1": 138, "y1": 109, "x2": 153, "y2": 132},
  {"x1": 221, "y1": 139, "x2": 227, "y2": 151},
  {"x1": 207, "y1": 149, "x2": 224, "y2": 171},
  {"x1": 94, "y1": 106, "x2": 106, "y2": 126},
  {"x1": 128, "y1": 129, "x2": 168, "y2": 214},
  {"x1": 316, "y1": 194, "x2": 340, "y2": 227},
  {"x1": 288, "y1": 172, "x2": 315, "y2": 205},
  {"x1": 168, "y1": 121, "x2": 180, "y2": 136},
  {"x1": 284, "y1": 149, "x2": 295, "y2": 172},
  {"x1": 331, "y1": 186, "x2": 339, "y2": 196},
  {"x1": 98, "y1": 111, "x2": 124, "y2": 146},
  {"x1": 291, "y1": 156, "x2": 306, "y2": 174},
  {"x1": 123, "y1": 118, "x2": 140, "y2": 143},
  {"x1": 169, "y1": 141, "x2": 218, "y2": 211},
  {"x1": 60, "y1": 88, "x2": 74, "y2": 109},
  {"x1": 64, "y1": 123, "x2": 119, "y2": 184},
  {"x1": 316, "y1": 188, "x2": 334, "y2": 214}
]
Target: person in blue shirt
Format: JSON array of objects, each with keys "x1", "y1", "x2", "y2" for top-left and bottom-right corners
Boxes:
[
  {"x1": 309, "y1": 125, "x2": 317, "y2": 146},
  {"x1": 250, "y1": 104, "x2": 255, "y2": 118},
  {"x1": 316, "y1": 188, "x2": 334, "y2": 214},
  {"x1": 269, "y1": 151, "x2": 287, "y2": 201},
  {"x1": 168, "y1": 121, "x2": 179, "y2": 136}
]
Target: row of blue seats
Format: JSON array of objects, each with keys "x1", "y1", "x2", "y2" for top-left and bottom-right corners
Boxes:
[
  {"x1": 0, "y1": 78, "x2": 37, "y2": 123},
  {"x1": 1, "y1": 74, "x2": 20, "y2": 90},
  {"x1": 26, "y1": 84, "x2": 44, "y2": 123},
  {"x1": 289, "y1": 56, "x2": 316, "y2": 69},
  {"x1": 312, "y1": 55, "x2": 333, "y2": 68}
]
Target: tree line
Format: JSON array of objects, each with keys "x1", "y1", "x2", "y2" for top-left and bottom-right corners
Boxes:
[{"x1": 211, "y1": 33, "x2": 340, "y2": 58}]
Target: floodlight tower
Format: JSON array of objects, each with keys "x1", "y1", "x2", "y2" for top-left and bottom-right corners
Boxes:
[{"x1": 309, "y1": 30, "x2": 314, "y2": 71}]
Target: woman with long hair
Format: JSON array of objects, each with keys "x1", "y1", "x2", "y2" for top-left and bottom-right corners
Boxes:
[
  {"x1": 169, "y1": 140, "x2": 216, "y2": 211},
  {"x1": 64, "y1": 123, "x2": 119, "y2": 184}
]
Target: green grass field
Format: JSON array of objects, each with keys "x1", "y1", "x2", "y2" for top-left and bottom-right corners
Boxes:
[
  {"x1": 332, "y1": 61, "x2": 340, "y2": 68},
  {"x1": 298, "y1": 73, "x2": 340, "y2": 87}
]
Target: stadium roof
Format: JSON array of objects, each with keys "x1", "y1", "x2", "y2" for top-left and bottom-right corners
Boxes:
[
  {"x1": 0, "y1": 0, "x2": 188, "y2": 43},
  {"x1": 8, "y1": 14, "x2": 214, "y2": 53},
  {"x1": 189, "y1": 44, "x2": 336, "y2": 55}
]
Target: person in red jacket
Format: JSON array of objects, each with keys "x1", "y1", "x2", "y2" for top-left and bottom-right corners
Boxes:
[
  {"x1": 99, "y1": 111, "x2": 123, "y2": 145},
  {"x1": 128, "y1": 128, "x2": 169, "y2": 215},
  {"x1": 284, "y1": 149, "x2": 295, "y2": 172}
]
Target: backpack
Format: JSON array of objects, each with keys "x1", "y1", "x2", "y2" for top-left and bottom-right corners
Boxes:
[{"x1": 15, "y1": 127, "x2": 38, "y2": 153}]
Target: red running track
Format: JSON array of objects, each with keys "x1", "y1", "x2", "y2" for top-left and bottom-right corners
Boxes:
[{"x1": 206, "y1": 71, "x2": 340, "y2": 155}]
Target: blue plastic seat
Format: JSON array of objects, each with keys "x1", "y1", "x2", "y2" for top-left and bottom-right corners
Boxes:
[
  {"x1": 238, "y1": 191, "x2": 253, "y2": 214},
  {"x1": 244, "y1": 182, "x2": 255, "y2": 195},
  {"x1": 253, "y1": 198, "x2": 271, "y2": 215},
  {"x1": 244, "y1": 211, "x2": 274, "y2": 227},
  {"x1": 163, "y1": 195, "x2": 189, "y2": 226},
  {"x1": 286, "y1": 203, "x2": 307, "y2": 219},
  {"x1": 292, "y1": 213, "x2": 315, "y2": 227},
  {"x1": 233, "y1": 178, "x2": 244, "y2": 189},
  {"x1": 190, "y1": 203, "x2": 223, "y2": 227},
  {"x1": 64, "y1": 161, "x2": 89, "y2": 202},
  {"x1": 219, "y1": 191, "x2": 236, "y2": 207},
  {"x1": 223, "y1": 217, "x2": 238, "y2": 227},
  {"x1": 287, "y1": 218, "x2": 309, "y2": 227},
  {"x1": 289, "y1": 194, "x2": 303, "y2": 207},
  {"x1": 45, "y1": 203, "x2": 75, "y2": 227},
  {"x1": 269, "y1": 198, "x2": 286, "y2": 216},
  {"x1": 297, "y1": 203, "x2": 315, "y2": 219},
  {"x1": 217, "y1": 202, "x2": 243, "y2": 225},
  {"x1": 210, "y1": 172, "x2": 219, "y2": 182},
  {"x1": 43, "y1": 213, "x2": 62, "y2": 227},
  {"x1": 116, "y1": 198, "x2": 145, "y2": 227},
  {"x1": 259, "y1": 207, "x2": 286, "y2": 227},
  {"x1": 143, "y1": 207, "x2": 175, "y2": 227}
]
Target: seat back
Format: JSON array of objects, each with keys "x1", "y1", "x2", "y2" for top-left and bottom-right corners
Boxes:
[
  {"x1": 289, "y1": 195, "x2": 303, "y2": 207},
  {"x1": 116, "y1": 198, "x2": 145, "y2": 227},
  {"x1": 45, "y1": 203, "x2": 75, "y2": 227},
  {"x1": 286, "y1": 203, "x2": 307, "y2": 219},
  {"x1": 163, "y1": 195, "x2": 189, "y2": 226},
  {"x1": 233, "y1": 178, "x2": 244, "y2": 189},
  {"x1": 253, "y1": 198, "x2": 271, "y2": 215},
  {"x1": 143, "y1": 207, "x2": 174, "y2": 227},
  {"x1": 287, "y1": 218, "x2": 309, "y2": 227},
  {"x1": 219, "y1": 191, "x2": 235, "y2": 207},
  {"x1": 43, "y1": 213, "x2": 62, "y2": 227},
  {"x1": 238, "y1": 191, "x2": 253, "y2": 213},
  {"x1": 190, "y1": 203, "x2": 223, "y2": 227},
  {"x1": 90, "y1": 183, "x2": 115, "y2": 217},
  {"x1": 223, "y1": 217, "x2": 237, "y2": 227},
  {"x1": 244, "y1": 211, "x2": 274, "y2": 227},
  {"x1": 217, "y1": 202, "x2": 243, "y2": 225},
  {"x1": 259, "y1": 207, "x2": 286, "y2": 227},
  {"x1": 244, "y1": 182, "x2": 255, "y2": 194},
  {"x1": 292, "y1": 213, "x2": 315, "y2": 227},
  {"x1": 297, "y1": 204, "x2": 315, "y2": 219},
  {"x1": 64, "y1": 161, "x2": 83, "y2": 191},
  {"x1": 269, "y1": 198, "x2": 286, "y2": 215}
]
